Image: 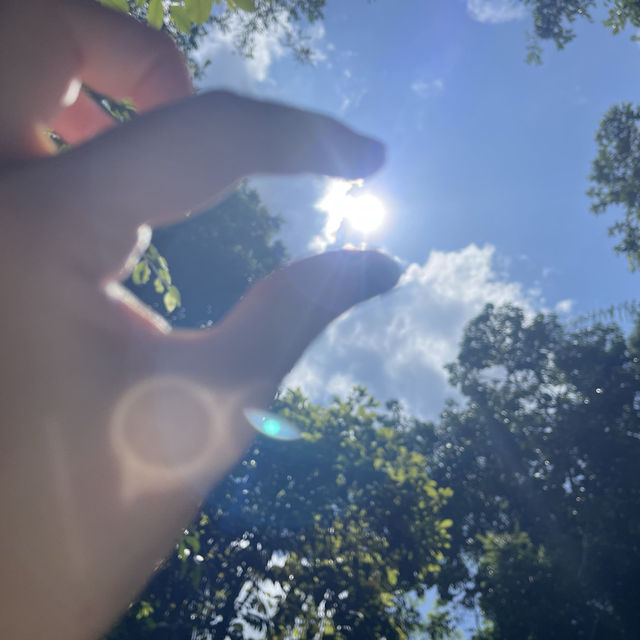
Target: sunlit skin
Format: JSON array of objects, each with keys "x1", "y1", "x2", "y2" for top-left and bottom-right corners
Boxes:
[{"x1": 0, "y1": 1, "x2": 400, "y2": 639}]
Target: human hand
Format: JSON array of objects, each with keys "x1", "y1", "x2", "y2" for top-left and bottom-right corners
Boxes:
[{"x1": 0, "y1": 1, "x2": 399, "y2": 638}]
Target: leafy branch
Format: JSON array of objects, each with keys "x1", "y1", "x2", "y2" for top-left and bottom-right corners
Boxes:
[{"x1": 131, "y1": 244, "x2": 182, "y2": 313}]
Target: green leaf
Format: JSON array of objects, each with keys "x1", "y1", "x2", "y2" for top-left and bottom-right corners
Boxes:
[
  {"x1": 132, "y1": 261, "x2": 151, "y2": 286},
  {"x1": 170, "y1": 6, "x2": 193, "y2": 33},
  {"x1": 380, "y1": 592, "x2": 394, "y2": 607},
  {"x1": 185, "y1": 0, "x2": 213, "y2": 23},
  {"x1": 147, "y1": 0, "x2": 164, "y2": 29},
  {"x1": 439, "y1": 518, "x2": 453, "y2": 529},
  {"x1": 235, "y1": 0, "x2": 257, "y2": 11},
  {"x1": 98, "y1": 0, "x2": 129, "y2": 12},
  {"x1": 158, "y1": 268, "x2": 172, "y2": 285},
  {"x1": 386, "y1": 567, "x2": 399, "y2": 587},
  {"x1": 153, "y1": 277, "x2": 165, "y2": 294},
  {"x1": 135, "y1": 601, "x2": 154, "y2": 620},
  {"x1": 146, "y1": 244, "x2": 160, "y2": 261},
  {"x1": 184, "y1": 534, "x2": 201, "y2": 554},
  {"x1": 163, "y1": 285, "x2": 181, "y2": 313}
]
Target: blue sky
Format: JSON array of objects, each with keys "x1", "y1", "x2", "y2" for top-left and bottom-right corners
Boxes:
[{"x1": 195, "y1": 0, "x2": 640, "y2": 423}]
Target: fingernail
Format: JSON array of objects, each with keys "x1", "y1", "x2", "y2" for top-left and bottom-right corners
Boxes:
[
  {"x1": 353, "y1": 138, "x2": 386, "y2": 178},
  {"x1": 361, "y1": 251, "x2": 402, "y2": 298}
]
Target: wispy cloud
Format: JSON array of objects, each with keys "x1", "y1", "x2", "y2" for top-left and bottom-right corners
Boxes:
[
  {"x1": 193, "y1": 26, "x2": 283, "y2": 93},
  {"x1": 194, "y1": 14, "x2": 327, "y2": 92},
  {"x1": 410, "y1": 78, "x2": 444, "y2": 99},
  {"x1": 466, "y1": 0, "x2": 527, "y2": 24},
  {"x1": 555, "y1": 299, "x2": 574, "y2": 314},
  {"x1": 309, "y1": 179, "x2": 356, "y2": 252},
  {"x1": 283, "y1": 244, "x2": 540, "y2": 419}
]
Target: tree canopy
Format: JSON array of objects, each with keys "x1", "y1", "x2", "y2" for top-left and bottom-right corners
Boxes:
[
  {"x1": 429, "y1": 304, "x2": 640, "y2": 639},
  {"x1": 126, "y1": 184, "x2": 286, "y2": 327},
  {"x1": 514, "y1": 1, "x2": 640, "y2": 270},
  {"x1": 588, "y1": 103, "x2": 640, "y2": 270},
  {"x1": 99, "y1": 0, "x2": 327, "y2": 63},
  {"x1": 107, "y1": 388, "x2": 453, "y2": 639},
  {"x1": 107, "y1": 302, "x2": 640, "y2": 639},
  {"x1": 522, "y1": 0, "x2": 640, "y2": 62}
]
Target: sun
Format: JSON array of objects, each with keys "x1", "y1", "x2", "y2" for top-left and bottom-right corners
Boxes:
[
  {"x1": 316, "y1": 180, "x2": 387, "y2": 243},
  {"x1": 344, "y1": 192, "x2": 386, "y2": 234}
]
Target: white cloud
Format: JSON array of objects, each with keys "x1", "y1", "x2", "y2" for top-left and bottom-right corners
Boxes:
[
  {"x1": 250, "y1": 175, "x2": 328, "y2": 259},
  {"x1": 466, "y1": 0, "x2": 527, "y2": 24},
  {"x1": 411, "y1": 78, "x2": 444, "y2": 99},
  {"x1": 194, "y1": 22, "x2": 283, "y2": 92},
  {"x1": 555, "y1": 299, "x2": 574, "y2": 314},
  {"x1": 310, "y1": 179, "x2": 352, "y2": 252},
  {"x1": 194, "y1": 15, "x2": 326, "y2": 92},
  {"x1": 283, "y1": 244, "x2": 538, "y2": 420}
]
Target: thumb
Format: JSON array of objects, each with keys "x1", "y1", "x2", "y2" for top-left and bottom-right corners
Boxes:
[{"x1": 200, "y1": 250, "x2": 401, "y2": 391}]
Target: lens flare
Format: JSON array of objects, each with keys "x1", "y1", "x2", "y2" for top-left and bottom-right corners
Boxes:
[{"x1": 244, "y1": 409, "x2": 301, "y2": 441}]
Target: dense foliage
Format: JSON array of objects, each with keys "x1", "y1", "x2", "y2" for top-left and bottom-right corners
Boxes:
[
  {"x1": 108, "y1": 302, "x2": 640, "y2": 639},
  {"x1": 429, "y1": 304, "x2": 640, "y2": 639},
  {"x1": 588, "y1": 103, "x2": 640, "y2": 270},
  {"x1": 107, "y1": 388, "x2": 453, "y2": 639},
  {"x1": 127, "y1": 184, "x2": 286, "y2": 327}
]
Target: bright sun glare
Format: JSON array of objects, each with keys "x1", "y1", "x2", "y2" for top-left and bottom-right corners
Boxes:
[
  {"x1": 317, "y1": 180, "x2": 387, "y2": 241},
  {"x1": 344, "y1": 192, "x2": 386, "y2": 234}
]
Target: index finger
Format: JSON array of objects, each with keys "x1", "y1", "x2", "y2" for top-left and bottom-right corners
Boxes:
[{"x1": 16, "y1": 92, "x2": 385, "y2": 279}]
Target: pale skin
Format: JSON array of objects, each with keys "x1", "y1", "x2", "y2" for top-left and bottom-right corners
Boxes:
[{"x1": 0, "y1": 0, "x2": 400, "y2": 638}]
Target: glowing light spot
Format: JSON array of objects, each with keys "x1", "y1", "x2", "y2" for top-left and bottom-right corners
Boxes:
[
  {"x1": 314, "y1": 179, "x2": 388, "y2": 248},
  {"x1": 264, "y1": 420, "x2": 279, "y2": 435},
  {"x1": 244, "y1": 409, "x2": 301, "y2": 441},
  {"x1": 61, "y1": 77, "x2": 82, "y2": 108},
  {"x1": 344, "y1": 192, "x2": 386, "y2": 234}
]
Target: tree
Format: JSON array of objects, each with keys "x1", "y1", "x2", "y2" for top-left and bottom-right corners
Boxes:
[
  {"x1": 588, "y1": 103, "x2": 640, "y2": 270},
  {"x1": 520, "y1": 1, "x2": 640, "y2": 63},
  {"x1": 514, "y1": 3, "x2": 640, "y2": 268},
  {"x1": 106, "y1": 387, "x2": 453, "y2": 639},
  {"x1": 99, "y1": 0, "x2": 327, "y2": 65},
  {"x1": 126, "y1": 183, "x2": 287, "y2": 327},
  {"x1": 429, "y1": 304, "x2": 640, "y2": 639}
]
